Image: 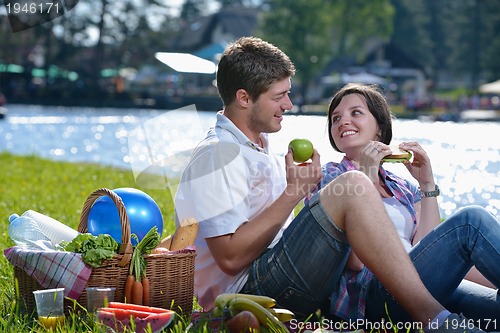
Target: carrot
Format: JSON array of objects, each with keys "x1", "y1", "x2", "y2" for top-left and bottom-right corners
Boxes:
[
  {"x1": 132, "y1": 280, "x2": 143, "y2": 305},
  {"x1": 128, "y1": 226, "x2": 161, "y2": 305},
  {"x1": 124, "y1": 275, "x2": 135, "y2": 303},
  {"x1": 141, "y1": 277, "x2": 150, "y2": 306}
]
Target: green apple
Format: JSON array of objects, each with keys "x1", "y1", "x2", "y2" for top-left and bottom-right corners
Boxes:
[{"x1": 288, "y1": 138, "x2": 314, "y2": 163}]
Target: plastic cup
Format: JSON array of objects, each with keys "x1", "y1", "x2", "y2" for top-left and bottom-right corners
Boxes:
[
  {"x1": 33, "y1": 288, "x2": 65, "y2": 329},
  {"x1": 86, "y1": 287, "x2": 115, "y2": 312}
]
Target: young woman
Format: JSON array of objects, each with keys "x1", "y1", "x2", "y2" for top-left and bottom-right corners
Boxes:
[{"x1": 311, "y1": 83, "x2": 499, "y2": 329}]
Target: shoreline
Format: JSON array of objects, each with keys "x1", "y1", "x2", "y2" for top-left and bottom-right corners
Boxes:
[
  {"x1": 2, "y1": 102, "x2": 500, "y2": 123},
  {"x1": 288, "y1": 105, "x2": 500, "y2": 122}
]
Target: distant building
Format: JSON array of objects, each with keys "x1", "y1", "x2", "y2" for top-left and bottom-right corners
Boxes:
[
  {"x1": 149, "y1": 6, "x2": 260, "y2": 110},
  {"x1": 321, "y1": 40, "x2": 429, "y2": 109},
  {"x1": 171, "y1": 6, "x2": 260, "y2": 61},
  {"x1": 167, "y1": 7, "x2": 433, "y2": 111},
  {"x1": 365, "y1": 41, "x2": 428, "y2": 105}
]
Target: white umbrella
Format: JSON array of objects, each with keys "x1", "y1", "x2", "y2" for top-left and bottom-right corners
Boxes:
[{"x1": 479, "y1": 79, "x2": 500, "y2": 94}]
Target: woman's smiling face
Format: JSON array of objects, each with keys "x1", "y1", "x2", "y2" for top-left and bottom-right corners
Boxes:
[{"x1": 330, "y1": 93, "x2": 380, "y2": 157}]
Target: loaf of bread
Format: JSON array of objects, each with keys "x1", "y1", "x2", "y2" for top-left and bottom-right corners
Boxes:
[
  {"x1": 156, "y1": 234, "x2": 173, "y2": 249},
  {"x1": 169, "y1": 217, "x2": 199, "y2": 251}
]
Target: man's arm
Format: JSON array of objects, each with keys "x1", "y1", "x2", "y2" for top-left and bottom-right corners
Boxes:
[{"x1": 207, "y1": 149, "x2": 322, "y2": 276}]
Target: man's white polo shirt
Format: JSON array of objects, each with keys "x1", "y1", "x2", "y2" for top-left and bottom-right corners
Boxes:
[{"x1": 174, "y1": 111, "x2": 293, "y2": 309}]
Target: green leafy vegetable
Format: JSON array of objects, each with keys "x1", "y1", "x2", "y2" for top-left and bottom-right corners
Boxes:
[{"x1": 60, "y1": 233, "x2": 119, "y2": 268}]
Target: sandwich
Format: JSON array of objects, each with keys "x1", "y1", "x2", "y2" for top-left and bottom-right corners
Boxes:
[{"x1": 382, "y1": 146, "x2": 412, "y2": 163}]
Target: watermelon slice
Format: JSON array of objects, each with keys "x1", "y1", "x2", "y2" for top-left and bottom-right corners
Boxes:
[
  {"x1": 97, "y1": 302, "x2": 176, "y2": 333},
  {"x1": 107, "y1": 302, "x2": 172, "y2": 314}
]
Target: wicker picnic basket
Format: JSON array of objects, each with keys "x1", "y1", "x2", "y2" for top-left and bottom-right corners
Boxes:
[{"x1": 14, "y1": 188, "x2": 196, "y2": 316}]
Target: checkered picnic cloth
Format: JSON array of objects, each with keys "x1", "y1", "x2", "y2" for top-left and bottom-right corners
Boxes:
[{"x1": 4, "y1": 246, "x2": 92, "y2": 300}]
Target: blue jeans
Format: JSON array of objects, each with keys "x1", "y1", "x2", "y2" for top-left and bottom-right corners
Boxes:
[
  {"x1": 365, "y1": 206, "x2": 500, "y2": 330},
  {"x1": 240, "y1": 193, "x2": 351, "y2": 319}
]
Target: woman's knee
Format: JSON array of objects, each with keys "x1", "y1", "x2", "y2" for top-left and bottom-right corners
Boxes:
[
  {"x1": 320, "y1": 170, "x2": 375, "y2": 199},
  {"x1": 460, "y1": 205, "x2": 495, "y2": 220},
  {"x1": 319, "y1": 171, "x2": 381, "y2": 229},
  {"x1": 449, "y1": 205, "x2": 498, "y2": 229}
]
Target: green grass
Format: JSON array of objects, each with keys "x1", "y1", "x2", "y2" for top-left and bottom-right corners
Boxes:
[
  {"x1": 0, "y1": 152, "x2": 203, "y2": 332},
  {"x1": 0, "y1": 152, "x2": 177, "y2": 233},
  {"x1": 0, "y1": 152, "x2": 326, "y2": 333}
]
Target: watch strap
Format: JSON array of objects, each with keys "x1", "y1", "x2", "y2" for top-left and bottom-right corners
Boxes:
[{"x1": 420, "y1": 184, "x2": 440, "y2": 198}]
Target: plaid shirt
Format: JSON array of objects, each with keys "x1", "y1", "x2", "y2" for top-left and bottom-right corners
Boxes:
[{"x1": 306, "y1": 157, "x2": 421, "y2": 320}]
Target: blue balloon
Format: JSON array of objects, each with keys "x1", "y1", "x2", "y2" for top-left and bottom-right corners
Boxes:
[{"x1": 88, "y1": 188, "x2": 163, "y2": 245}]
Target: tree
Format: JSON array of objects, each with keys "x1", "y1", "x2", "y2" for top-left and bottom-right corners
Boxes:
[
  {"x1": 331, "y1": 0, "x2": 394, "y2": 60},
  {"x1": 391, "y1": 0, "x2": 433, "y2": 74},
  {"x1": 449, "y1": 0, "x2": 500, "y2": 85},
  {"x1": 215, "y1": 0, "x2": 248, "y2": 8},
  {"x1": 419, "y1": 0, "x2": 500, "y2": 88},
  {"x1": 439, "y1": 0, "x2": 482, "y2": 88},
  {"x1": 258, "y1": 0, "x2": 394, "y2": 105},
  {"x1": 480, "y1": 0, "x2": 500, "y2": 81},
  {"x1": 257, "y1": 0, "x2": 335, "y2": 105},
  {"x1": 179, "y1": 0, "x2": 208, "y2": 22},
  {"x1": 0, "y1": 0, "x2": 177, "y2": 104}
]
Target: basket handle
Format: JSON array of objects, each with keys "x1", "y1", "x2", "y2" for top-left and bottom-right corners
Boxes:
[{"x1": 79, "y1": 188, "x2": 133, "y2": 267}]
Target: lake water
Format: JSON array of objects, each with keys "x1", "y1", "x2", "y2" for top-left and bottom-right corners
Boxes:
[{"x1": 1, "y1": 104, "x2": 498, "y2": 218}]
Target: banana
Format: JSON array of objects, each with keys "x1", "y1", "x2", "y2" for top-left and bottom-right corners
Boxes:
[
  {"x1": 228, "y1": 297, "x2": 289, "y2": 333},
  {"x1": 214, "y1": 293, "x2": 276, "y2": 309},
  {"x1": 213, "y1": 306, "x2": 223, "y2": 318},
  {"x1": 268, "y1": 308, "x2": 294, "y2": 322}
]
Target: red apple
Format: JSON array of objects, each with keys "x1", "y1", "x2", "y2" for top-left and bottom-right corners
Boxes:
[
  {"x1": 226, "y1": 310, "x2": 260, "y2": 333},
  {"x1": 288, "y1": 138, "x2": 314, "y2": 163}
]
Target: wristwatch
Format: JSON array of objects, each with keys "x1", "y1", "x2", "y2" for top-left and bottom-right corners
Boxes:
[{"x1": 420, "y1": 184, "x2": 440, "y2": 198}]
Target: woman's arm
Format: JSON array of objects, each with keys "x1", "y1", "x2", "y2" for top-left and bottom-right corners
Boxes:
[
  {"x1": 399, "y1": 142, "x2": 441, "y2": 244},
  {"x1": 412, "y1": 192, "x2": 441, "y2": 244}
]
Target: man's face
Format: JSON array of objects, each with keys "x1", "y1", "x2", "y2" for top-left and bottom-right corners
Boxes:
[{"x1": 248, "y1": 78, "x2": 293, "y2": 135}]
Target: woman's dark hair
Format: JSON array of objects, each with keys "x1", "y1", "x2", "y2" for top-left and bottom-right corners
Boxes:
[
  {"x1": 327, "y1": 83, "x2": 394, "y2": 152},
  {"x1": 216, "y1": 36, "x2": 296, "y2": 106}
]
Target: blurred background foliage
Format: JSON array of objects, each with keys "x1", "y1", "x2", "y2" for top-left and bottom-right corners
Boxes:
[{"x1": 1, "y1": 0, "x2": 499, "y2": 109}]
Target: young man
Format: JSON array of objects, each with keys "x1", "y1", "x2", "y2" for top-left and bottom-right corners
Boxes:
[{"x1": 173, "y1": 36, "x2": 489, "y2": 332}]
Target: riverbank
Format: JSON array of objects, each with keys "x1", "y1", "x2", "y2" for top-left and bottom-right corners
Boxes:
[
  {"x1": 2, "y1": 99, "x2": 499, "y2": 122},
  {"x1": 4, "y1": 94, "x2": 224, "y2": 114}
]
